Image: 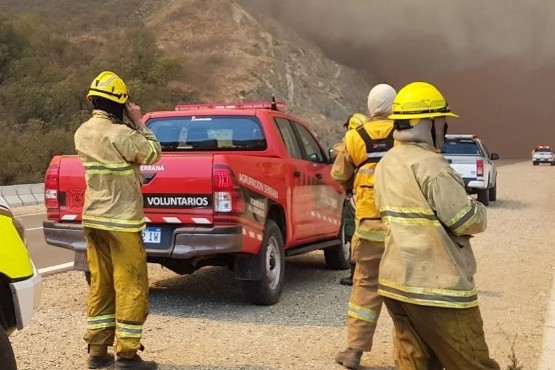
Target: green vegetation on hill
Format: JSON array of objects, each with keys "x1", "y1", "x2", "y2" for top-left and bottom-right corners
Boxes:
[{"x1": 0, "y1": 12, "x2": 190, "y2": 185}]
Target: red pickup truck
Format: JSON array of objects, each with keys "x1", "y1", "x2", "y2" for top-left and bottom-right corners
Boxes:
[{"x1": 43, "y1": 101, "x2": 348, "y2": 305}]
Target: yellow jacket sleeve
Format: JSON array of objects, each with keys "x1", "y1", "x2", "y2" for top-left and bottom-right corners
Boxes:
[
  {"x1": 119, "y1": 126, "x2": 162, "y2": 165},
  {"x1": 330, "y1": 139, "x2": 356, "y2": 192},
  {"x1": 424, "y1": 169, "x2": 487, "y2": 236}
]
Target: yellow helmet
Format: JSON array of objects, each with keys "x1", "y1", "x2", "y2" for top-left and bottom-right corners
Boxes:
[
  {"x1": 344, "y1": 113, "x2": 368, "y2": 130},
  {"x1": 388, "y1": 82, "x2": 458, "y2": 120},
  {"x1": 87, "y1": 71, "x2": 129, "y2": 104}
]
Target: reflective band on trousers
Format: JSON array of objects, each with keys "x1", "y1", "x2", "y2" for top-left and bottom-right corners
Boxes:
[
  {"x1": 378, "y1": 279, "x2": 479, "y2": 309},
  {"x1": 87, "y1": 314, "x2": 116, "y2": 330},
  {"x1": 355, "y1": 228, "x2": 385, "y2": 242},
  {"x1": 347, "y1": 302, "x2": 377, "y2": 324},
  {"x1": 116, "y1": 322, "x2": 143, "y2": 339}
]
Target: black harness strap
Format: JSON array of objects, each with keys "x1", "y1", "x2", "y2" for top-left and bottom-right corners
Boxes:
[{"x1": 355, "y1": 126, "x2": 395, "y2": 169}]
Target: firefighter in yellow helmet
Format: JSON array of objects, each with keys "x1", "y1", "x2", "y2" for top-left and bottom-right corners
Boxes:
[
  {"x1": 332, "y1": 84, "x2": 397, "y2": 369},
  {"x1": 336, "y1": 113, "x2": 368, "y2": 287},
  {"x1": 374, "y1": 82, "x2": 499, "y2": 369},
  {"x1": 75, "y1": 71, "x2": 161, "y2": 370}
]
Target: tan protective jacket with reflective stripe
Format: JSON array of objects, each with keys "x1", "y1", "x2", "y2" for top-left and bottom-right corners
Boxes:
[
  {"x1": 74, "y1": 111, "x2": 161, "y2": 232},
  {"x1": 331, "y1": 118, "x2": 395, "y2": 241},
  {"x1": 374, "y1": 142, "x2": 487, "y2": 308}
]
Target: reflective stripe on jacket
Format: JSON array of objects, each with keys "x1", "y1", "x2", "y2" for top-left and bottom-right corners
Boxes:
[
  {"x1": 331, "y1": 118, "x2": 394, "y2": 241},
  {"x1": 74, "y1": 111, "x2": 162, "y2": 232},
  {"x1": 374, "y1": 142, "x2": 487, "y2": 308}
]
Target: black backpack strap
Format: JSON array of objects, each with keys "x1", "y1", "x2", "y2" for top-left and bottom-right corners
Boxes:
[{"x1": 354, "y1": 126, "x2": 395, "y2": 169}]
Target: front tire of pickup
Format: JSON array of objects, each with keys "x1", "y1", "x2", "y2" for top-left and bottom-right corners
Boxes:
[
  {"x1": 477, "y1": 188, "x2": 490, "y2": 206},
  {"x1": 0, "y1": 326, "x2": 17, "y2": 370},
  {"x1": 242, "y1": 220, "x2": 285, "y2": 305}
]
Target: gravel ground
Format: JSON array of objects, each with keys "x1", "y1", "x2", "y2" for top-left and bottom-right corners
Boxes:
[{"x1": 10, "y1": 160, "x2": 555, "y2": 369}]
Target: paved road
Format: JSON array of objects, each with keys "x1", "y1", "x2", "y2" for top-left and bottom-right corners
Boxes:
[{"x1": 20, "y1": 212, "x2": 74, "y2": 270}]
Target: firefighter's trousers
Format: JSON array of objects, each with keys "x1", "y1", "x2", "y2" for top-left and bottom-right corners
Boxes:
[
  {"x1": 346, "y1": 234, "x2": 384, "y2": 351},
  {"x1": 83, "y1": 227, "x2": 150, "y2": 357},
  {"x1": 383, "y1": 297, "x2": 500, "y2": 370}
]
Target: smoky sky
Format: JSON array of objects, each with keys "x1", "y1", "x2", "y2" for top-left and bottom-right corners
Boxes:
[{"x1": 239, "y1": 0, "x2": 555, "y2": 158}]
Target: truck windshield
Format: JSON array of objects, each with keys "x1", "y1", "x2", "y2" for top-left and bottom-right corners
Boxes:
[
  {"x1": 147, "y1": 116, "x2": 267, "y2": 151},
  {"x1": 441, "y1": 139, "x2": 480, "y2": 155}
]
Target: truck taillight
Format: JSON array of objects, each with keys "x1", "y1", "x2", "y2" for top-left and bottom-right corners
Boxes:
[
  {"x1": 213, "y1": 167, "x2": 245, "y2": 213},
  {"x1": 476, "y1": 159, "x2": 484, "y2": 177},
  {"x1": 44, "y1": 157, "x2": 61, "y2": 220}
]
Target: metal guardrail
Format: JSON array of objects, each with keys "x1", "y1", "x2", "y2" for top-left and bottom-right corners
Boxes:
[{"x1": 0, "y1": 183, "x2": 45, "y2": 207}]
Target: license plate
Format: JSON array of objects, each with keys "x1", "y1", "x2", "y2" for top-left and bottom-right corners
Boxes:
[{"x1": 142, "y1": 227, "x2": 162, "y2": 244}]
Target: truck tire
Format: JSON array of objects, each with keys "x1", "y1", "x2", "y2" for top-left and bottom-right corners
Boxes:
[
  {"x1": 477, "y1": 188, "x2": 490, "y2": 206},
  {"x1": 324, "y1": 220, "x2": 351, "y2": 270},
  {"x1": 0, "y1": 328, "x2": 17, "y2": 370},
  {"x1": 242, "y1": 220, "x2": 285, "y2": 305},
  {"x1": 489, "y1": 184, "x2": 497, "y2": 202},
  {"x1": 533, "y1": 161, "x2": 539, "y2": 166}
]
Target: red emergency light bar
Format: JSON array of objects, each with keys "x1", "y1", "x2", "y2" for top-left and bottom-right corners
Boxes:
[{"x1": 175, "y1": 100, "x2": 286, "y2": 112}]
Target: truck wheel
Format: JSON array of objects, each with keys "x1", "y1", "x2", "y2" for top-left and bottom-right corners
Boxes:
[
  {"x1": 242, "y1": 220, "x2": 285, "y2": 305},
  {"x1": 477, "y1": 188, "x2": 490, "y2": 206},
  {"x1": 533, "y1": 161, "x2": 539, "y2": 166},
  {"x1": 0, "y1": 328, "x2": 17, "y2": 370},
  {"x1": 324, "y1": 220, "x2": 351, "y2": 270},
  {"x1": 489, "y1": 184, "x2": 497, "y2": 202}
]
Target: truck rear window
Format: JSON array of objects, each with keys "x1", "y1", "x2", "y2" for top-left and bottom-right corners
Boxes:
[
  {"x1": 146, "y1": 116, "x2": 267, "y2": 151},
  {"x1": 442, "y1": 139, "x2": 480, "y2": 155}
]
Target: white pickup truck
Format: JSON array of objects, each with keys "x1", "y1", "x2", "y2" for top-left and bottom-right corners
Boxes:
[
  {"x1": 441, "y1": 134, "x2": 499, "y2": 206},
  {"x1": 531, "y1": 145, "x2": 555, "y2": 166}
]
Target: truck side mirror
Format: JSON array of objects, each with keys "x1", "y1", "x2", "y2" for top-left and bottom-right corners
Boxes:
[
  {"x1": 328, "y1": 148, "x2": 336, "y2": 163},
  {"x1": 490, "y1": 153, "x2": 499, "y2": 160}
]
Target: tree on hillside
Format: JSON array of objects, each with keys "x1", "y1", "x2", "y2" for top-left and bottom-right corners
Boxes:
[{"x1": 0, "y1": 15, "x2": 193, "y2": 185}]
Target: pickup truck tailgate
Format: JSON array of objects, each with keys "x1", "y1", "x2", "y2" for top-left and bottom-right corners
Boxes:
[
  {"x1": 443, "y1": 155, "x2": 477, "y2": 179},
  {"x1": 142, "y1": 154, "x2": 214, "y2": 223}
]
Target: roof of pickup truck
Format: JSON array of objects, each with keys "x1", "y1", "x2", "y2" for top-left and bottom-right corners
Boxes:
[
  {"x1": 144, "y1": 101, "x2": 288, "y2": 120},
  {"x1": 445, "y1": 134, "x2": 479, "y2": 139}
]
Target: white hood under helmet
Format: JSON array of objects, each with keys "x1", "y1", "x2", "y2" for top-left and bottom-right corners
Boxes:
[{"x1": 367, "y1": 84, "x2": 397, "y2": 119}]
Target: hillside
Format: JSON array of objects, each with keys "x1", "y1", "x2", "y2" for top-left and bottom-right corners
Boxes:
[{"x1": 2, "y1": 0, "x2": 375, "y2": 148}]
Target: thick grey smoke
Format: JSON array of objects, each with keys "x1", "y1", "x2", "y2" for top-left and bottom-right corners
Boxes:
[{"x1": 239, "y1": 0, "x2": 555, "y2": 158}]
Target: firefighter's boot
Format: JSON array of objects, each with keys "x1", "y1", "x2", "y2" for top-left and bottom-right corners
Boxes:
[
  {"x1": 335, "y1": 347, "x2": 363, "y2": 369},
  {"x1": 115, "y1": 354, "x2": 158, "y2": 370},
  {"x1": 339, "y1": 263, "x2": 356, "y2": 286},
  {"x1": 88, "y1": 354, "x2": 114, "y2": 369}
]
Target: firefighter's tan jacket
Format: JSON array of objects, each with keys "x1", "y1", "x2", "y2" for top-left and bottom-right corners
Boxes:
[
  {"x1": 74, "y1": 110, "x2": 161, "y2": 232},
  {"x1": 374, "y1": 140, "x2": 487, "y2": 309},
  {"x1": 331, "y1": 117, "x2": 395, "y2": 242}
]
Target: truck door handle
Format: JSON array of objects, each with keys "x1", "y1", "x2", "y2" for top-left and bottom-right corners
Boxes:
[
  {"x1": 315, "y1": 173, "x2": 323, "y2": 180},
  {"x1": 293, "y1": 170, "x2": 301, "y2": 177}
]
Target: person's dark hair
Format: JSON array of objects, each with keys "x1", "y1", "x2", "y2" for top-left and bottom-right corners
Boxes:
[{"x1": 91, "y1": 96, "x2": 125, "y2": 122}]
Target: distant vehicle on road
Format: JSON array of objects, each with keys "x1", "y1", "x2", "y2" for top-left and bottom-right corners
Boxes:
[
  {"x1": 441, "y1": 134, "x2": 499, "y2": 206},
  {"x1": 531, "y1": 145, "x2": 555, "y2": 166}
]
